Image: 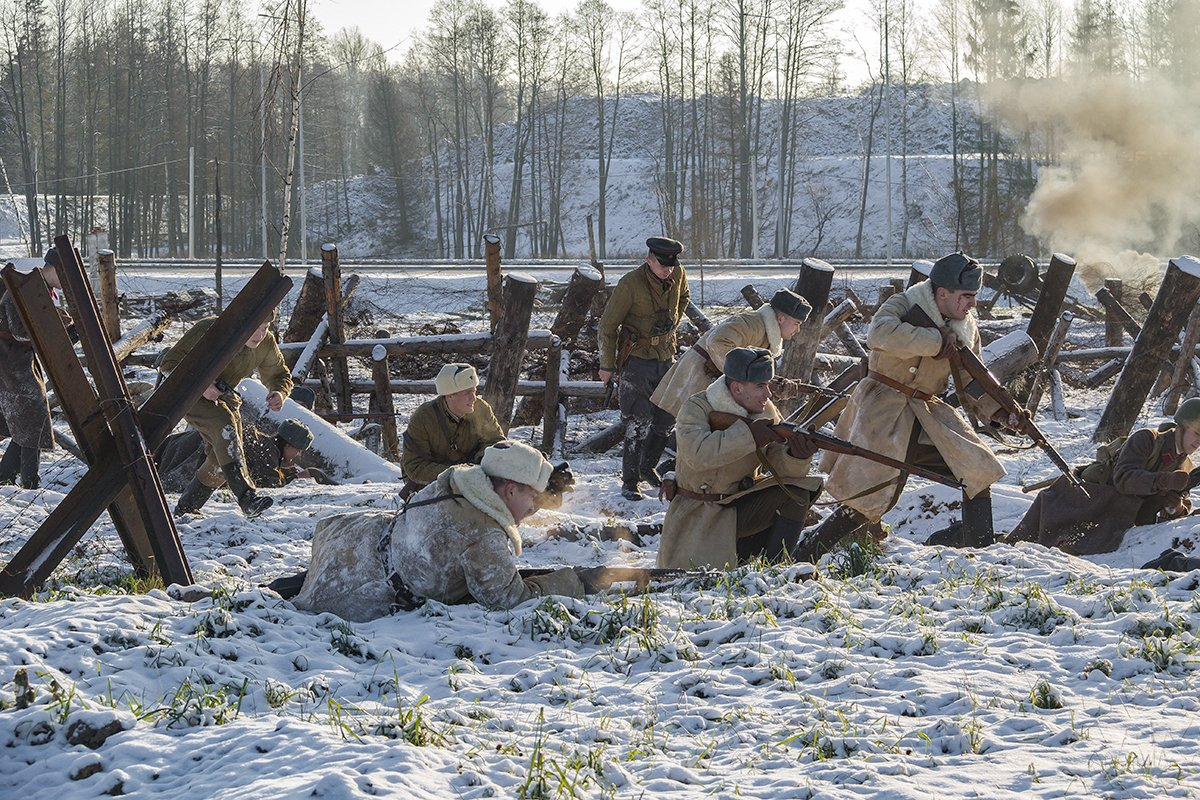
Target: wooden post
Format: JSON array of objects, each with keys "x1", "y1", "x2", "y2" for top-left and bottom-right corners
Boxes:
[
  {"x1": 289, "y1": 274, "x2": 360, "y2": 380},
  {"x1": 540, "y1": 338, "x2": 562, "y2": 454},
  {"x1": 1049, "y1": 370, "x2": 1066, "y2": 421},
  {"x1": 1025, "y1": 252, "x2": 1077, "y2": 356},
  {"x1": 484, "y1": 234, "x2": 503, "y2": 332},
  {"x1": 877, "y1": 282, "x2": 897, "y2": 309},
  {"x1": 284, "y1": 267, "x2": 328, "y2": 346},
  {"x1": 482, "y1": 273, "x2": 539, "y2": 432},
  {"x1": 1095, "y1": 285, "x2": 1141, "y2": 340},
  {"x1": 573, "y1": 420, "x2": 624, "y2": 454},
  {"x1": 684, "y1": 300, "x2": 713, "y2": 333},
  {"x1": 1103, "y1": 278, "x2": 1124, "y2": 347},
  {"x1": 741, "y1": 284, "x2": 765, "y2": 309},
  {"x1": 907, "y1": 259, "x2": 933, "y2": 288},
  {"x1": 96, "y1": 249, "x2": 119, "y2": 342},
  {"x1": 1164, "y1": 303, "x2": 1200, "y2": 415},
  {"x1": 1084, "y1": 359, "x2": 1124, "y2": 388},
  {"x1": 321, "y1": 244, "x2": 352, "y2": 416},
  {"x1": 1096, "y1": 256, "x2": 1200, "y2": 442},
  {"x1": 778, "y1": 258, "x2": 835, "y2": 390},
  {"x1": 1026, "y1": 312, "x2": 1073, "y2": 414},
  {"x1": 112, "y1": 310, "x2": 172, "y2": 363},
  {"x1": 586, "y1": 214, "x2": 601, "y2": 275},
  {"x1": 371, "y1": 345, "x2": 400, "y2": 461}
]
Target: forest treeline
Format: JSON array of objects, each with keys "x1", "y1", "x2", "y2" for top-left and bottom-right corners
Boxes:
[{"x1": 1, "y1": 0, "x2": 1198, "y2": 263}]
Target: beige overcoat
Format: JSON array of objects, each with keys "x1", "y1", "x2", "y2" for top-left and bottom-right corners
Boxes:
[
  {"x1": 821, "y1": 281, "x2": 1005, "y2": 522},
  {"x1": 656, "y1": 378, "x2": 822, "y2": 569},
  {"x1": 650, "y1": 304, "x2": 783, "y2": 417}
]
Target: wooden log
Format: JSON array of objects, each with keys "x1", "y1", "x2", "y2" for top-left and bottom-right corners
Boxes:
[
  {"x1": 1164, "y1": 302, "x2": 1200, "y2": 415},
  {"x1": 482, "y1": 273, "x2": 540, "y2": 432},
  {"x1": 279, "y1": 329, "x2": 556, "y2": 360},
  {"x1": 112, "y1": 310, "x2": 171, "y2": 363},
  {"x1": 877, "y1": 282, "x2": 898, "y2": 309},
  {"x1": 1025, "y1": 252, "x2": 1077, "y2": 358},
  {"x1": 1103, "y1": 278, "x2": 1124, "y2": 347},
  {"x1": 321, "y1": 245, "x2": 352, "y2": 416},
  {"x1": 572, "y1": 419, "x2": 623, "y2": 454},
  {"x1": 1049, "y1": 369, "x2": 1066, "y2": 421},
  {"x1": 1094, "y1": 286, "x2": 1141, "y2": 339},
  {"x1": 284, "y1": 267, "x2": 327, "y2": 345},
  {"x1": 1138, "y1": 292, "x2": 1153, "y2": 311},
  {"x1": 372, "y1": 345, "x2": 400, "y2": 461},
  {"x1": 778, "y1": 258, "x2": 835, "y2": 393},
  {"x1": 821, "y1": 297, "x2": 859, "y2": 335},
  {"x1": 1084, "y1": 358, "x2": 1123, "y2": 387},
  {"x1": 289, "y1": 273, "x2": 360, "y2": 382},
  {"x1": 540, "y1": 340, "x2": 563, "y2": 454},
  {"x1": 741, "y1": 284, "x2": 765, "y2": 309},
  {"x1": 484, "y1": 234, "x2": 503, "y2": 332},
  {"x1": 948, "y1": 331, "x2": 1040, "y2": 407},
  {"x1": 907, "y1": 259, "x2": 933, "y2": 288},
  {"x1": 1026, "y1": 312, "x2": 1073, "y2": 415},
  {"x1": 551, "y1": 266, "x2": 604, "y2": 347},
  {"x1": 96, "y1": 249, "x2": 119, "y2": 342},
  {"x1": 586, "y1": 214, "x2": 602, "y2": 276},
  {"x1": 1096, "y1": 256, "x2": 1200, "y2": 441},
  {"x1": 685, "y1": 300, "x2": 713, "y2": 333},
  {"x1": 812, "y1": 352, "x2": 862, "y2": 372},
  {"x1": 325, "y1": 377, "x2": 606, "y2": 398}
]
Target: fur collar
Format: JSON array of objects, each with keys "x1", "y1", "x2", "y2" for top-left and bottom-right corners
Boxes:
[
  {"x1": 906, "y1": 280, "x2": 977, "y2": 344},
  {"x1": 757, "y1": 304, "x2": 784, "y2": 356},
  {"x1": 705, "y1": 376, "x2": 774, "y2": 420},
  {"x1": 448, "y1": 465, "x2": 522, "y2": 555}
]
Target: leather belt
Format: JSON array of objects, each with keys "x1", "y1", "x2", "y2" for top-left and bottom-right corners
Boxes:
[
  {"x1": 674, "y1": 485, "x2": 731, "y2": 502},
  {"x1": 691, "y1": 344, "x2": 721, "y2": 377},
  {"x1": 867, "y1": 370, "x2": 934, "y2": 401}
]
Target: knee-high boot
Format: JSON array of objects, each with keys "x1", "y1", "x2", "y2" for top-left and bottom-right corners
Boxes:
[
  {"x1": 18, "y1": 446, "x2": 39, "y2": 490},
  {"x1": 639, "y1": 429, "x2": 670, "y2": 488},
  {"x1": 924, "y1": 490, "x2": 995, "y2": 548},
  {"x1": 175, "y1": 475, "x2": 217, "y2": 516},
  {"x1": 0, "y1": 441, "x2": 20, "y2": 484},
  {"x1": 790, "y1": 506, "x2": 869, "y2": 564},
  {"x1": 221, "y1": 461, "x2": 273, "y2": 518},
  {"x1": 620, "y1": 420, "x2": 645, "y2": 501}
]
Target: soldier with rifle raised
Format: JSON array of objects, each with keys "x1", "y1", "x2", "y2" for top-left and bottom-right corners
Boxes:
[
  {"x1": 598, "y1": 236, "x2": 691, "y2": 501},
  {"x1": 795, "y1": 252, "x2": 1021, "y2": 559}
]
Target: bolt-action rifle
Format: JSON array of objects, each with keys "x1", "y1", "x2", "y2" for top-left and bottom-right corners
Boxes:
[
  {"x1": 519, "y1": 565, "x2": 722, "y2": 593},
  {"x1": 603, "y1": 327, "x2": 639, "y2": 408},
  {"x1": 708, "y1": 410, "x2": 965, "y2": 490},
  {"x1": 901, "y1": 302, "x2": 1086, "y2": 493}
]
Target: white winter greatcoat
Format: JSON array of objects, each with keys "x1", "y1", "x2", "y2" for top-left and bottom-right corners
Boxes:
[
  {"x1": 821, "y1": 281, "x2": 1005, "y2": 521},
  {"x1": 656, "y1": 378, "x2": 823, "y2": 570},
  {"x1": 650, "y1": 304, "x2": 783, "y2": 417},
  {"x1": 292, "y1": 466, "x2": 582, "y2": 621}
]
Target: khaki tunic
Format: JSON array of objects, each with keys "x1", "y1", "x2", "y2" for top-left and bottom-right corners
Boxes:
[
  {"x1": 293, "y1": 466, "x2": 583, "y2": 620},
  {"x1": 598, "y1": 264, "x2": 691, "y2": 370},
  {"x1": 656, "y1": 380, "x2": 822, "y2": 570},
  {"x1": 1008, "y1": 425, "x2": 1193, "y2": 555},
  {"x1": 400, "y1": 396, "x2": 505, "y2": 487},
  {"x1": 651, "y1": 304, "x2": 782, "y2": 418},
  {"x1": 821, "y1": 281, "x2": 1005, "y2": 522},
  {"x1": 0, "y1": 289, "x2": 54, "y2": 449}
]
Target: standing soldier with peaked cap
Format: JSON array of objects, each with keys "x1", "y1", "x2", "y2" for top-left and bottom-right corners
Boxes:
[
  {"x1": 0, "y1": 250, "x2": 67, "y2": 489},
  {"x1": 598, "y1": 236, "x2": 691, "y2": 501},
  {"x1": 657, "y1": 347, "x2": 823, "y2": 569},
  {"x1": 650, "y1": 288, "x2": 811, "y2": 419},
  {"x1": 160, "y1": 314, "x2": 293, "y2": 517},
  {"x1": 400, "y1": 363, "x2": 505, "y2": 498},
  {"x1": 796, "y1": 252, "x2": 1008, "y2": 561}
]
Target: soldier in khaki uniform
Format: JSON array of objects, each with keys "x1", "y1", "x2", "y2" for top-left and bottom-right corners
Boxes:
[
  {"x1": 650, "y1": 288, "x2": 811, "y2": 419},
  {"x1": 598, "y1": 236, "x2": 691, "y2": 500},
  {"x1": 796, "y1": 252, "x2": 1009, "y2": 561},
  {"x1": 161, "y1": 315, "x2": 293, "y2": 517},
  {"x1": 657, "y1": 347, "x2": 822, "y2": 569},
  {"x1": 400, "y1": 363, "x2": 505, "y2": 498}
]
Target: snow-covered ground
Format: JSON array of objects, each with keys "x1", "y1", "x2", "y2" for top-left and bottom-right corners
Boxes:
[{"x1": 2, "y1": 267, "x2": 1199, "y2": 799}]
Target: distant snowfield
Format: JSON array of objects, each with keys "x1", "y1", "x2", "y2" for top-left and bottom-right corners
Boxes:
[{"x1": 2, "y1": 268, "x2": 1199, "y2": 799}]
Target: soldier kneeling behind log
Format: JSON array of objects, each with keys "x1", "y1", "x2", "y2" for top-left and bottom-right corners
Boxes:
[
  {"x1": 1006, "y1": 399, "x2": 1200, "y2": 555},
  {"x1": 656, "y1": 347, "x2": 823, "y2": 570},
  {"x1": 288, "y1": 440, "x2": 587, "y2": 620}
]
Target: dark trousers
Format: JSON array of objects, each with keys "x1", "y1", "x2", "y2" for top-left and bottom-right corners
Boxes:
[{"x1": 619, "y1": 356, "x2": 674, "y2": 435}]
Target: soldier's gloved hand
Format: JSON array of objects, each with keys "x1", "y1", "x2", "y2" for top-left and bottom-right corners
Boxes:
[
  {"x1": 1154, "y1": 470, "x2": 1191, "y2": 494},
  {"x1": 993, "y1": 407, "x2": 1033, "y2": 435},
  {"x1": 787, "y1": 430, "x2": 820, "y2": 459},
  {"x1": 770, "y1": 377, "x2": 799, "y2": 401},
  {"x1": 933, "y1": 330, "x2": 959, "y2": 360},
  {"x1": 266, "y1": 391, "x2": 285, "y2": 412},
  {"x1": 747, "y1": 418, "x2": 784, "y2": 449},
  {"x1": 573, "y1": 566, "x2": 610, "y2": 594},
  {"x1": 202, "y1": 383, "x2": 223, "y2": 401},
  {"x1": 546, "y1": 462, "x2": 575, "y2": 495}
]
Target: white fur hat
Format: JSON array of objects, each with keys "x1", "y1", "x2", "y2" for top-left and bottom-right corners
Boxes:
[
  {"x1": 434, "y1": 363, "x2": 479, "y2": 396},
  {"x1": 480, "y1": 440, "x2": 553, "y2": 492}
]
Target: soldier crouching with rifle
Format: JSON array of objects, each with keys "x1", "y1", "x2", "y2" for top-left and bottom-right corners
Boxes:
[
  {"x1": 656, "y1": 347, "x2": 824, "y2": 570},
  {"x1": 796, "y1": 252, "x2": 1013, "y2": 560}
]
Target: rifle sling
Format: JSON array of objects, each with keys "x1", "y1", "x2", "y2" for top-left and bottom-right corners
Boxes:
[{"x1": 866, "y1": 370, "x2": 935, "y2": 401}]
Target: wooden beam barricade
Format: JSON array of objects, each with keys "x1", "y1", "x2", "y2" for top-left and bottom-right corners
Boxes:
[
  {"x1": 321, "y1": 244, "x2": 352, "y2": 416},
  {"x1": 684, "y1": 300, "x2": 714, "y2": 333},
  {"x1": 321, "y1": 377, "x2": 604, "y2": 399},
  {"x1": 372, "y1": 344, "x2": 401, "y2": 461},
  {"x1": 1103, "y1": 278, "x2": 1125, "y2": 346},
  {"x1": 1095, "y1": 285, "x2": 1141, "y2": 340},
  {"x1": 289, "y1": 274, "x2": 361, "y2": 383},
  {"x1": 1025, "y1": 253, "x2": 1077, "y2": 357},
  {"x1": 96, "y1": 249, "x2": 119, "y2": 342},
  {"x1": 741, "y1": 284, "x2": 765, "y2": 309},
  {"x1": 541, "y1": 340, "x2": 564, "y2": 454},
  {"x1": 482, "y1": 273, "x2": 539, "y2": 432},
  {"x1": 778, "y1": 258, "x2": 835, "y2": 395},
  {"x1": 0, "y1": 258, "x2": 292, "y2": 598},
  {"x1": 283, "y1": 268, "x2": 327, "y2": 349},
  {"x1": 1084, "y1": 358, "x2": 1123, "y2": 388},
  {"x1": 1026, "y1": 312, "x2": 1073, "y2": 415},
  {"x1": 278, "y1": 329, "x2": 556, "y2": 360},
  {"x1": 1164, "y1": 302, "x2": 1200, "y2": 415},
  {"x1": 484, "y1": 234, "x2": 503, "y2": 332},
  {"x1": 1096, "y1": 256, "x2": 1200, "y2": 442}
]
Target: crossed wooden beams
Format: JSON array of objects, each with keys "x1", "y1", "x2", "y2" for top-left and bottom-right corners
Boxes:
[{"x1": 0, "y1": 235, "x2": 292, "y2": 599}]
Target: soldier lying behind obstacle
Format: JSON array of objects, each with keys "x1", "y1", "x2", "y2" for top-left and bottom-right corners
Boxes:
[
  {"x1": 160, "y1": 313, "x2": 292, "y2": 518},
  {"x1": 282, "y1": 441, "x2": 665, "y2": 620},
  {"x1": 0, "y1": 249, "x2": 70, "y2": 490},
  {"x1": 656, "y1": 347, "x2": 824, "y2": 570},
  {"x1": 1006, "y1": 399, "x2": 1200, "y2": 555}
]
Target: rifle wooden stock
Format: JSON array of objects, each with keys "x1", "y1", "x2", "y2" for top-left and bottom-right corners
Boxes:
[
  {"x1": 900, "y1": 303, "x2": 1085, "y2": 491},
  {"x1": 707, "y1": 411, "x2": 965, "y2": 490}
]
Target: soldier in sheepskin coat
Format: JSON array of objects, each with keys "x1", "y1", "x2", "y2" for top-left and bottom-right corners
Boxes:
[
  {"x1": 797, "y1": 253, "x2": 1007, "y2": 561},
  {"x1": 649, "y1": 288, "x2": 811, "y2": 419},
  {"x1": 292, "y1": 441, "x2": 583, "y2": 621}
]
